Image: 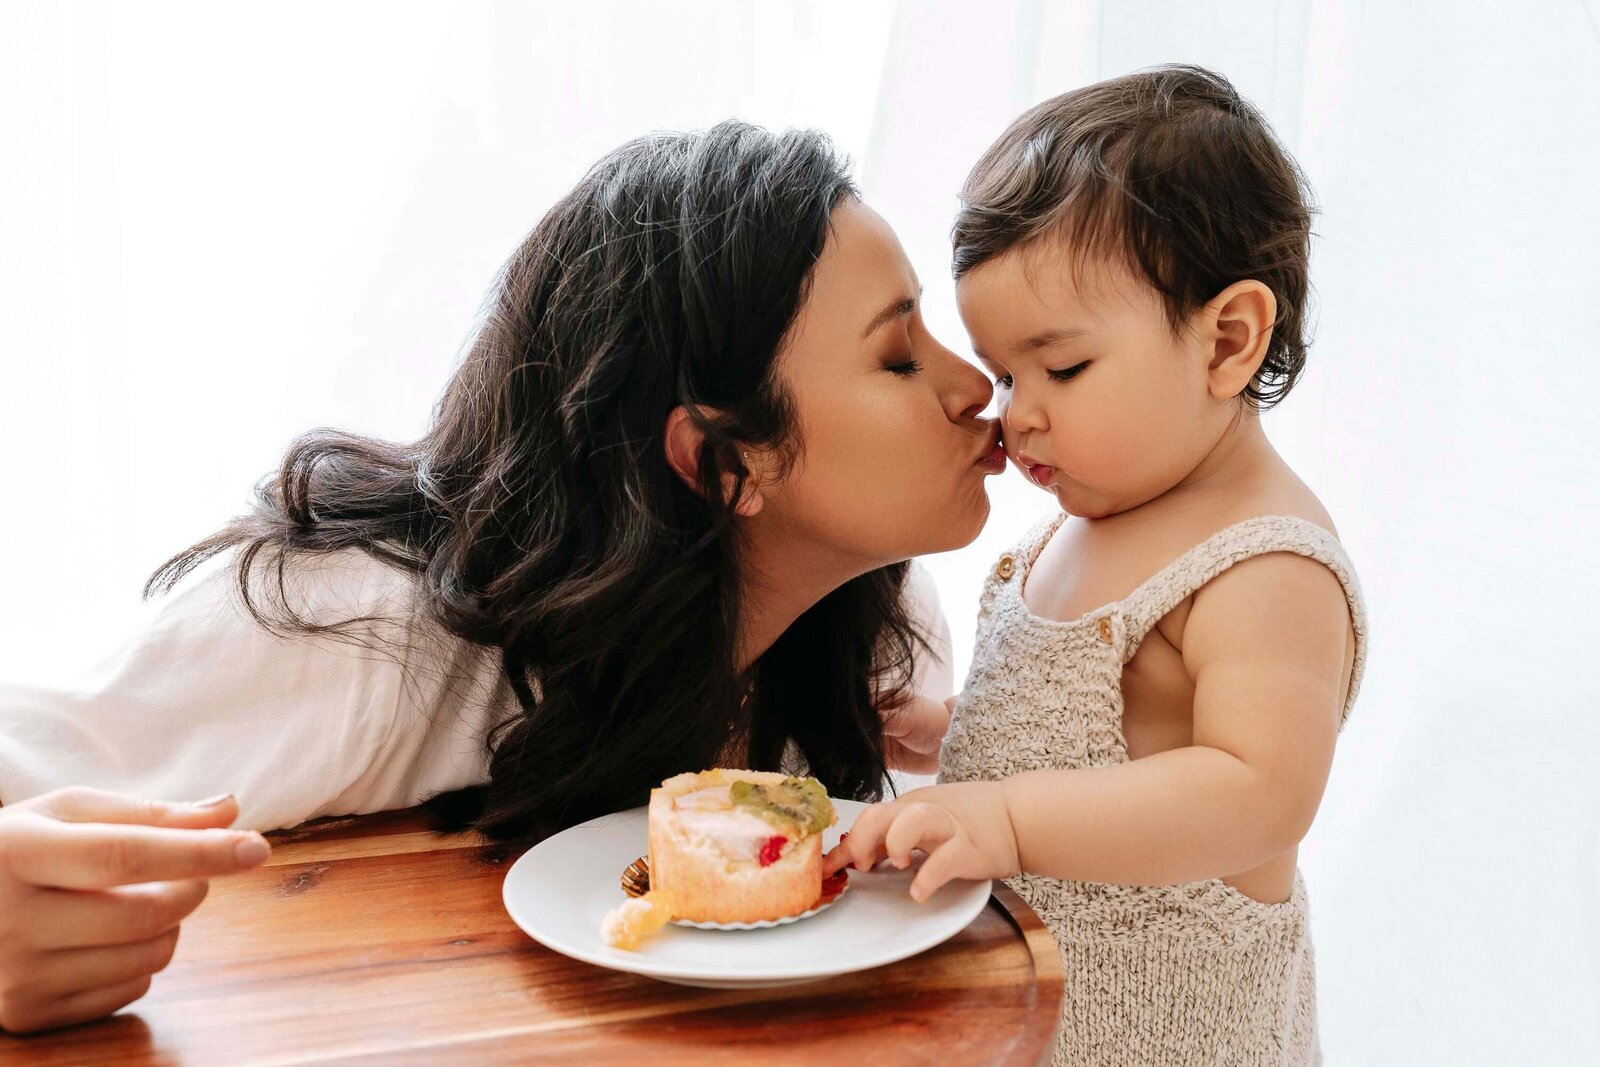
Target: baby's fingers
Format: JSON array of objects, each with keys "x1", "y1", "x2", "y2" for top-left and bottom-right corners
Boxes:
[
  {"x1": 823, "y1": 805, "x2": 895, "y2": 876},
  {"x1": 909, "y1": 841, "x2": 969, "y2": 903},
  {"x1": 883, "y1": 803, "x2": 951, "y2": 870}
]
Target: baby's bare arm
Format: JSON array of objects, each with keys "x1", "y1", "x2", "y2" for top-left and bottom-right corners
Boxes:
[{"x1": 1001, "y1": 553, "x2": 1351, "y2": 885}]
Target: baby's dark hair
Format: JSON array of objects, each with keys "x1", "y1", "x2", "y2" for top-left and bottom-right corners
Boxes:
[{"x1": 952, "y1": 64, "x2": 1315, "y2": 410}]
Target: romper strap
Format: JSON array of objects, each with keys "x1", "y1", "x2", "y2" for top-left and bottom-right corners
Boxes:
[
  {"x1": 1115, "y1": 516, "x2": 1369, "y2": 725},
  {"x1": 978, "y1": 513, "x2": 1064, "y2": 619},
  {"x1": 1015, "y1": 513, "x2": 1068, "y2": 571}
]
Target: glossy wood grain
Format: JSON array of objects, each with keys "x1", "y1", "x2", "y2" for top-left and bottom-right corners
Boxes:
[{"x1": 1, "y1": 808, "x2": 1062, "y2": 1065}]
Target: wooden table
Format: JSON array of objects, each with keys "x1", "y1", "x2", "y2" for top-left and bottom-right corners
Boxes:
[{"x1": 2, "y1": 808, "x2": 1063, "y2": 1065}]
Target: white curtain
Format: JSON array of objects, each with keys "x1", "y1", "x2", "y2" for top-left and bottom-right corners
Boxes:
[{"x1": 4, "y1": 2, "x2": 1597, "y2": 1060}]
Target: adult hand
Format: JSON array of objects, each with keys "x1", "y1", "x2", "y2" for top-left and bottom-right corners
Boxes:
[{"x1": 0, "y1": 787, "x2": 271, "y2": 1033}]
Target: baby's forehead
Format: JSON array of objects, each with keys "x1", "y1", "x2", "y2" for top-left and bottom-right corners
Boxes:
[{"x1": 960, "y1": 237, "x2": 1157, "y2": 323}]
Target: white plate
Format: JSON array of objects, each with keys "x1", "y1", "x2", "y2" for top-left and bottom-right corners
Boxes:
[{"x1": 502, "y1": 798, "x2": 992, "y2": 989}]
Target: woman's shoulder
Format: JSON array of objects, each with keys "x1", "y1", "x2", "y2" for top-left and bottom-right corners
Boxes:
[
  {"x1": 158, "y1": 543, "x2": 430, "y2": 643},
  {"x1": 0, "y1": 543, "x2": 509, "y2": 831}
]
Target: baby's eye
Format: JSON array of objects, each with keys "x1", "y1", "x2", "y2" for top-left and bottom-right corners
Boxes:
[
  {"x1": 993, "y1": 374, "x2": 1013, "y2": 388},
  {"x1": 1047, "y1": 361, "x2": 1090, "y2": 382}
]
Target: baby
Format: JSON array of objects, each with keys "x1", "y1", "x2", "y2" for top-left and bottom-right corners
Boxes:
[{"x1": 829, "y1": 65, "x2": 1367, "y2": 1066}]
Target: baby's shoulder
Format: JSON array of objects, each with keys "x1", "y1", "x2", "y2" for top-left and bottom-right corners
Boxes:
[
  {"x1": 1125, "y1": 480, "x2": 1355, "y2": 641},
  {"x1": 1165, "y1": 491, "x2": 1358, "y2": 655},
  {"x1": 1250, "y1": 487, "x2": 1339, "y2": 541}
]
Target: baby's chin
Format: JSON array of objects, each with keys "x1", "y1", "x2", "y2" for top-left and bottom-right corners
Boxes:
[{"x1": 1042, "y1": 479, "x2": 1128, "y2": 521}]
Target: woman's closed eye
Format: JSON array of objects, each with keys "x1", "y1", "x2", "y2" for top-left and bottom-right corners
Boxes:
[{"x1": 885, "y1": 358, "x2": 924, "y2": 377}]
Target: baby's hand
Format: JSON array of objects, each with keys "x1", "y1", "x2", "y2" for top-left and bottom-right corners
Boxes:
[
  {"x1": 823, "y1": 780, "x2": 1020, "y2": 903},
  {"x1": 878, "y1": 693, "x2": 954, "y2": 774}
]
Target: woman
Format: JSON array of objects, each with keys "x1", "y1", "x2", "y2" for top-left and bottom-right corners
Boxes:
[{"x1": 0, "y1": 121, "x2": 1002, "y2": 1032}]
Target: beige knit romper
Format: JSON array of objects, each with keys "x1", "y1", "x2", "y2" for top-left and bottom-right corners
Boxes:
[{"x1": 938, "y1": 514, "x2": 1369, "y2": 1067}]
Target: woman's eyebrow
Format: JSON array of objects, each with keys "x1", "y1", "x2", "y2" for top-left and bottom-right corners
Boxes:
[{"x1": 861, "y1": 285, "x2": 925, "y2": 339}]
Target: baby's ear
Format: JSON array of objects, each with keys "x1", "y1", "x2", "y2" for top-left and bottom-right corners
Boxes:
[{"x1": 1202, "y1": 280, "x2": 1276, "y2": 401}]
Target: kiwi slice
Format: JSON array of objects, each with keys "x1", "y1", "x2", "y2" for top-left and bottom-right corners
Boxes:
[{"x1": 729, "y1": 776, "x2": 834, "y2": 835}]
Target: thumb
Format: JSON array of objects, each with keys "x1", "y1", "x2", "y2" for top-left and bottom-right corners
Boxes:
[
  {"x1": 883, "y1": 697, "x2": 949, "y2": 749},
  {"x1": 37, "y1": 786, "x2": 242, "y2": 830}
]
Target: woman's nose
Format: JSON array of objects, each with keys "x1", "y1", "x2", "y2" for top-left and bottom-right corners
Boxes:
[{"x1": 936, "y1": 345, "x2": 993, "y2": 423}]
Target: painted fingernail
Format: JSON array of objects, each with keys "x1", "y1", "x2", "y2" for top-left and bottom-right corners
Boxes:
[
  {"x1": 194, "y1": 793, "x2": 234, "y2": 808},
  {"x1": 235, "y1": 835, "x2": 270, "y2": 865}
]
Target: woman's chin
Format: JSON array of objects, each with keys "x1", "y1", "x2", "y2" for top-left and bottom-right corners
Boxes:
[{"x1": 921, "y1": 487, "x2": 992, "y2": 555}]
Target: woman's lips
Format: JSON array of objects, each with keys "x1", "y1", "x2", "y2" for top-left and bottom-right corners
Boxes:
[{"x1": 977, "y1": 444, "x2": 1007, "y2": 474}]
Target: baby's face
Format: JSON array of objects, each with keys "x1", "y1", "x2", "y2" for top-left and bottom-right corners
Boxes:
[{"x1": 955, "y1": 242, "x2": 1224, "y2": 519}]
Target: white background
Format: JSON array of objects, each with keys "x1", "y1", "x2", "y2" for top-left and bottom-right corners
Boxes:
[{"x1": 3, "y1": 2, "x2": 1598, "y2": 1061}]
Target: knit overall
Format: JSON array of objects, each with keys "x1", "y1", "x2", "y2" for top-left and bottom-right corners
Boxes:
[{"x1": 938, "y1": 515, "x2": 1369, "y2": 1067}]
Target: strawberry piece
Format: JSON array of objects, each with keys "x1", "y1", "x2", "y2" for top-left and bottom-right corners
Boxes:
[{"x1": 759, "y1": 835, "x2": 787, "y2": 867}]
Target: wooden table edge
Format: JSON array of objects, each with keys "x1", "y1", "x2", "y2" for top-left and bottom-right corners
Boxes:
[{"x1": 986, "y1": 881, "x2": 1064, "y2": 1066}]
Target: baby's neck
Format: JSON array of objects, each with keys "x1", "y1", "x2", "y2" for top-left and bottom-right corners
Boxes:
[{"x1": 1155, "y1": 414, "x2": 1284, "y2": 514}]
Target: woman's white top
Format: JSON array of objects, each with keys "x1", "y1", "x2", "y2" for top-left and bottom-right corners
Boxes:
[{"x1": 0, "y1": 550, "x2": 953, "y2": 831}]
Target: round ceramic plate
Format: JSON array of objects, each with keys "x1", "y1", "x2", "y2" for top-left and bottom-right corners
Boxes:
[{"x1": 502, "y1": 799, "x2": 992, "y2": 988}]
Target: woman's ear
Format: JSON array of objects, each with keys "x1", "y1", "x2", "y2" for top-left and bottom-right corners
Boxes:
[
  {"x1": 663, "y1": 406, "x2": 705, "y2": 491},
  {"x1": 1201, "y1": 280, "x2": 1276, "y2": 401},
  {"x1": 662, "y1": 406, "x2": 765, "y2": 516}
]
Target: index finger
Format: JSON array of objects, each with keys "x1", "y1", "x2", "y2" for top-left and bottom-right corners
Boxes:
[
  {"x1": 4, "y1": 815, "x2": 272, "y2": 890},
  {"x1": 823, "y1": 803, "x2": 896, "y2": 876}
]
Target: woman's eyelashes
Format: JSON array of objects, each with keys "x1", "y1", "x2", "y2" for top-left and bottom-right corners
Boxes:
[{"x1": 885, "y1": 357, "x2": 924, "y2": 377}]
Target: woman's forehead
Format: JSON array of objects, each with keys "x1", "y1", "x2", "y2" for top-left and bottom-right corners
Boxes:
[{"x1": 794, "y1": 199, "x2": 920, "y2": 342}]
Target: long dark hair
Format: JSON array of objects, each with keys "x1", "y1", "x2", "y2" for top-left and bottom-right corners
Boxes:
[{"x1": 146, "y1": 122, "x2": 917, "y2": 840}]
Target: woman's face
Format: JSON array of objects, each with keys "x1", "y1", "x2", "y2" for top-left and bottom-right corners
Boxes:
[{"x1": 752, "y1": 198, "x2": 1004, "y2": 569}]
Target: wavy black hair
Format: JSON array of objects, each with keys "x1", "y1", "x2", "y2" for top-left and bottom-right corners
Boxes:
[{"x1": 147, "y1": 121, "x2": 917, "y2": 841}]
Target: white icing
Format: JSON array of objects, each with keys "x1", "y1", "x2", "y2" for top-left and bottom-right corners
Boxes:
[
  {"x1": 673, "y1": 784, "x2": 733, "y2": 811},
  {"x1": 673, "y1": 805, "x2": 781, "y2": 861}
]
